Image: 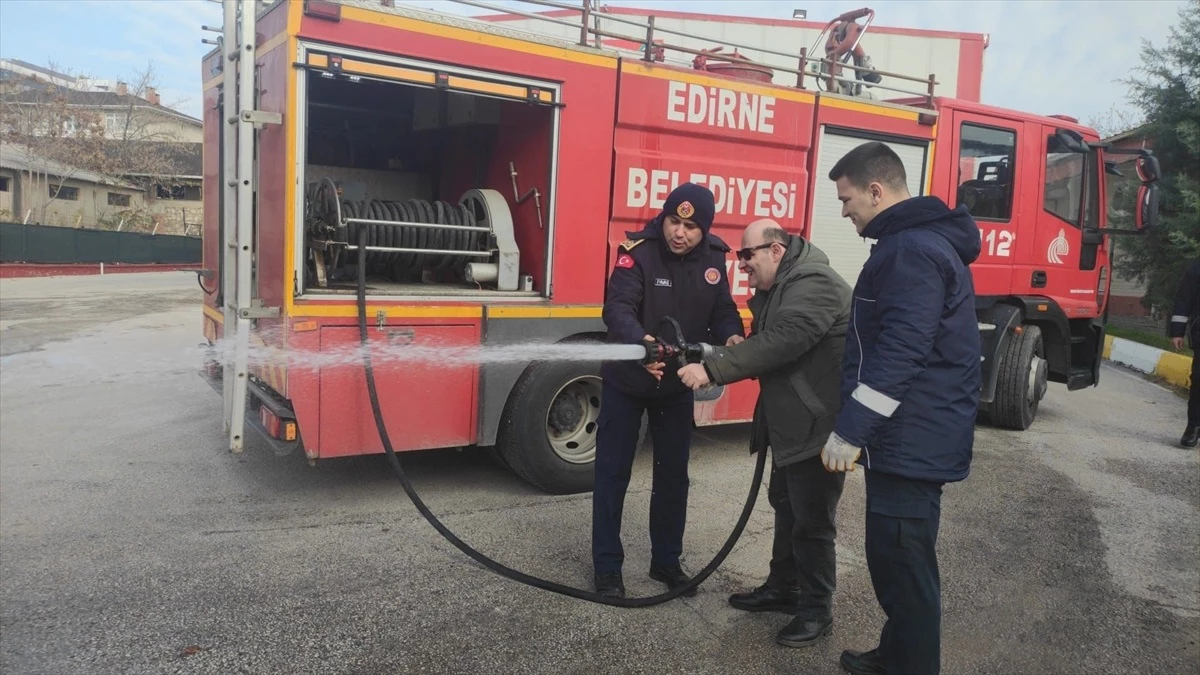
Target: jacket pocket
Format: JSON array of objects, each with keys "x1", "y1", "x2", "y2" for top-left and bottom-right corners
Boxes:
[
  {"x1": 788, "y1": 370, "x2": 829, "y2": 420},
  {"x1": 786, "y1": 369, "x2": 835, "y2": 444}
]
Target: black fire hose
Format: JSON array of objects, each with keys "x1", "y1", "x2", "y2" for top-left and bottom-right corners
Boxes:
[{"x1": 355, "y1": 230, "x2": 767, "y2": 607}]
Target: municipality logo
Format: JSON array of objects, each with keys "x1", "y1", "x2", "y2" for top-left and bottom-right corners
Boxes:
[{"x1": 1047, "y1": 228, "x2": 1069, "y2": 264}]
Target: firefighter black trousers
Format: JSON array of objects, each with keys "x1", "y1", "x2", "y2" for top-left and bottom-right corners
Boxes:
[
  {"x1": 765, "y1": 455, "x2": 846, "y2": 621},
  {"x1": 591, "y1": 384, "x2": 694, "y2": 575},
  {"x1": 1189, "y1": 339, "x2": 1199, "y2": 428},
  {"x1": 864, "y1": 468, "x2": 946, "y2": 675}
]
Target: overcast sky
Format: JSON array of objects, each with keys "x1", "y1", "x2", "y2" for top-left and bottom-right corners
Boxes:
[{"x1": 0, "y1": 0, "x2": 1186, "y2": 133}]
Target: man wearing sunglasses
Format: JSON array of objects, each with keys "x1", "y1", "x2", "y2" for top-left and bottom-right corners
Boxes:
[
  {"x1": 677, "y1": 217, "x2": 853, "y2": 649},
  {"x1": 593, "y1": 182, "x2": 745, "y2": 599}
]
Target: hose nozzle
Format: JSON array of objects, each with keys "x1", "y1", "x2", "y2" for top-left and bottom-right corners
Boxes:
[{"x1": 640, "y1": 316, "x2": 712, "y2": 368}]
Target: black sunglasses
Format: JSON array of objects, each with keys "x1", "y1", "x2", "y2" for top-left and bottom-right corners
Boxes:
[{"x1": 735, "y1": 243, "x2": 773, "y2": 261}]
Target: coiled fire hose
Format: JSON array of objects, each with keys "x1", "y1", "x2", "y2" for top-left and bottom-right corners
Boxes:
[{"x1": 355, "y1": 230, "x2": 767, "y2": 607}]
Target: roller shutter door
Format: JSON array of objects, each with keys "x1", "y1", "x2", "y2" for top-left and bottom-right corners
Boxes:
[{"x1": 808, "y1": 129, "x2": 930, "y2": 288}]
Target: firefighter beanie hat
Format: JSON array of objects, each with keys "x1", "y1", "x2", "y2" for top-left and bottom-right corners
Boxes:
[{"x1": 662, "y1": 182, "x2": 715, "y2": 233}]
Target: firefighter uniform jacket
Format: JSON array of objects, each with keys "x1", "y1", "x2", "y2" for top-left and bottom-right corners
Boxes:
[{"x1": 601, "y1": 217, "x2": 745, "y2": 398}]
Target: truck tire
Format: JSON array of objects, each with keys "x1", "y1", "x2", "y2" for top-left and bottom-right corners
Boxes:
[
  {"x1": 991, "y1": 325, "x2": 1047, "y2": 430},
  {"x1": 496, "y1": 360, "x2": 648, "y2": 495}
]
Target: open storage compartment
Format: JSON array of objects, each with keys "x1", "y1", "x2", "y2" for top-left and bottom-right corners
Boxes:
[{"x1": 296, "y1": 46, "x2": 561, "y2": 299}]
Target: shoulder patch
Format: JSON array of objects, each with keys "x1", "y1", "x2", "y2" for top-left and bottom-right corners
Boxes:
[
  {"x1": 615, "y1": 252, "x2": 636, "y2": 269},
  {"x1": 619, "y1": 239, "x2": 646, "y2": 251}
]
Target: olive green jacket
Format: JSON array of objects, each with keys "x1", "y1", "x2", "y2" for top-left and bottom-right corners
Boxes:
[{"x1": 704, "y1": 236, "x2": 852, "y2": 466}]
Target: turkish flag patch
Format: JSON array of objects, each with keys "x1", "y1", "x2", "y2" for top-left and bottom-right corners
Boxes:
[{"x1": 615, "y1": 254, "x2": 635, "y2": 269}]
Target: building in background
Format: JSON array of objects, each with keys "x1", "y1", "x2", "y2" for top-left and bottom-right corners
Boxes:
[
  {"x1": 1103, "y1": 124, "x2": 1153, "y2": 318},
  {"x1": 0, "y1": 59, "x2": 202, "y2": 234},
  {"x1": 476, "y1": 5, "x2": 987, "y2": 102},
  {"x1": 0, "y1": 143, "x2": 147, "y2": 228}
]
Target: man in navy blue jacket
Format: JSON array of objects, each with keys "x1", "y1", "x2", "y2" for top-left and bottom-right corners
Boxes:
[
  {"x1": 593, "y1": 182, "x2": 745, "y2": 599},
  {"x1": 819, "y1": 142, "x2": 982, "y2": 675}
]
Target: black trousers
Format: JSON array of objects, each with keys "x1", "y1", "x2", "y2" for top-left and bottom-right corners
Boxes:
[
  {"x1": 765, "y1": 454, "x2": 846, "y2": 620},
  {"x1": 864, "y1": 468, "x2": 945, "y2": 675},
  {"x1": 592, "y1": 384, "x2": 694, "y2": 574},
  {"x1": 1189, "y1": 344, "x2": 1199, "y2": 427}
]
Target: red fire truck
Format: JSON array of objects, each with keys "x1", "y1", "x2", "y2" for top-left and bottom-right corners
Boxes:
[{"x1": 199, "y1": 0, "x2": 1160, "y2": 494}]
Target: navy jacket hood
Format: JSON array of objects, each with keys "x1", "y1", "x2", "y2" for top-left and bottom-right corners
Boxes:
[{"x1": 862, "y1": 196, "x2": 981, "y2": 265}]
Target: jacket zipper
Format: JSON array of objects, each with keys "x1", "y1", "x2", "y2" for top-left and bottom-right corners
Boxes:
[{"x1": 853, "y1": 297, "x2": 871, "y2": 470}]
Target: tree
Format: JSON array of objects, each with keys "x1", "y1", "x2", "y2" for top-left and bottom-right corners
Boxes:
[
  {"x1": 0, "y1": 63, "x2": 109, "y2": 224},
  {"x1": 1113, "y1": 0, "x2": 1200, "y2": 314},
  {"x1": 1086, "y1": 102, "x2": 1143, "y2": 139},
  {"x1": 0, "y1": 60, "x2": 192, "y2": 230},
  {"x1": 94, "y1": 62, "x2": 189, "y2": 186}
]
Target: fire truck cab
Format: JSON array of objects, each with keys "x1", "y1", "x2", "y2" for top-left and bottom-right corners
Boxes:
[{"x1": 199, "y1": 0, "x2": 1160, "y2": 494}]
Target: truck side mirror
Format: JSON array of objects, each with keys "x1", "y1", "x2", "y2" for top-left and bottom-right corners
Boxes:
[
  {"x1": 1104, "y1": 160, "x2": 1123, "y2": 177},
  {"x1": 1053, "y1": 128, "x2": 1089, "y2": 153},
  {"x1": 1136, "y1": 154, "x2": 1161, "y2": 183},
  {"x1": 1136, "y1": 183, "x2": 1159, "y2": 231}
]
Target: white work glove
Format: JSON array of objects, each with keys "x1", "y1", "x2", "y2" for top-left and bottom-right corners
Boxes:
[{"x1": 820, "y1": 432, "x2": 862, "y2": 473}]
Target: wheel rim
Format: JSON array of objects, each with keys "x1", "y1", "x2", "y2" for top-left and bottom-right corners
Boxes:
[
  {"x1": 1028, "y1": 354, "x2": 1048, "y2": 406},
  {"x1": 544, "y1": 375, "x2": 602, "y2": 465}
]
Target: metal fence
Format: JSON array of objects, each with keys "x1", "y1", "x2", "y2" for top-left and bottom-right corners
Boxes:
[{"x1": 0, "y1": 222, "x2": 201, "y2": 265}]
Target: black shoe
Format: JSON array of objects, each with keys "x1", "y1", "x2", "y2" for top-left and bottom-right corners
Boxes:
[
  {"x1": 775, "y1": 616, "x2": 832, "y2": 648},
  {"x1": 1182, "y1": 426, "x2": 1198, "y2": 448},
  {"x1": 728, "y1": 583, "x2": 800, "y2": 614},
  {"x1": 648, "y1": 564, "x2": 698, "y2": 597},
  {"x1": 840, "y1": 648, "x2": 886, "y2": 675},
  {"x1": 594, "y1": 571, "x2": 625, "y2": 598}
]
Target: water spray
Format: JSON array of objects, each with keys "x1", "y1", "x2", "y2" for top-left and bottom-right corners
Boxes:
[{"x1": 355, "y1": 230, "x2": 766, "y2": 607}]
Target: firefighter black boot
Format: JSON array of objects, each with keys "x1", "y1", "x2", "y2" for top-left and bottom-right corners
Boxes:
[
  {"x1": 1182, "y1": 426, "x2": 1198, "y2": 448},
  {"x1": 593, "y1": 571, "x2": 625, "y2": 598}
]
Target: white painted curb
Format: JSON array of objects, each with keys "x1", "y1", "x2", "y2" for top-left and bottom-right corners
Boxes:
[{"x1": 1104, "y1": 335, "x2": 1194, "y2": 389}]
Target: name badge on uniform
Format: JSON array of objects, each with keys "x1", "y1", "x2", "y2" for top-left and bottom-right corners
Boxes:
[{"x1": 654, "y1": 278, "x2": 672, "y2": 288}]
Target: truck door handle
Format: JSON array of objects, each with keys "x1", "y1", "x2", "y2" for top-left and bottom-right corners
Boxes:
[{"x1": 1031, "y1": 270, "x2": 1047, "y2": 288}]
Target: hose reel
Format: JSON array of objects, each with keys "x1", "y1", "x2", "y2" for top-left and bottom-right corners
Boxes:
[{"x1": 304, "y1": 177, "x2": 521, "y2": 290}]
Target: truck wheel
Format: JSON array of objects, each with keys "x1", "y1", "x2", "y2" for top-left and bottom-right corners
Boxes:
[
  {"x1": 496, "y1": 360, "x2": 648, "y2": 494},
  {"x1": 496, "y1": 360, "x2": 604, "y2": 495},
  {"x1": 991, "y1": 325, "x2": 1047, "y2": 430}
]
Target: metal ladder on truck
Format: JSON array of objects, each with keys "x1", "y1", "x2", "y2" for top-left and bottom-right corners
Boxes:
[{"x1": 207, "y1": 0, "x2": 281, "y2": 453}]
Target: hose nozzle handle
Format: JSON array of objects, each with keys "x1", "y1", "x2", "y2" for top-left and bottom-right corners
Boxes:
[
  {"x1": 641, "y1": 316, "x2": 714, "y2": 367},
  {"x1": 641, "y1": 339, "x2": 711, "y2": 367},
  {"x1": 641, "y1": 338, "x2": 680, "y2": 365}
]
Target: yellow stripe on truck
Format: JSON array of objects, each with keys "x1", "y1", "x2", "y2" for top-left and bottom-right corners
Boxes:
[
  {"x1": 292, "y1": 304, "x2": 484, "y2": 319},
  {"x1": 488, "y1": 306, "x2": 602, "y2": 319},
  {"x1": 339, "y1": 5, "x2": 619, "y2": 69}
]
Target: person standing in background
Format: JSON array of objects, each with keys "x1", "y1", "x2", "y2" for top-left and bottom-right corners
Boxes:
[{"x1": 1169, "y1": 258, "x2": 1199, "y2": 448}]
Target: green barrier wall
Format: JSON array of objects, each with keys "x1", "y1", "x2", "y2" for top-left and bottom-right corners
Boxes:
[{"x1": 0, "y1": 222, "x2": 201, "y2": 264}]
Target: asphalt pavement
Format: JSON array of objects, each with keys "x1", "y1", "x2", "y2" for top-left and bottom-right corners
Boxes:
[{"x1": 1, "y1": 273, "x2": 1197, "y2": 674}]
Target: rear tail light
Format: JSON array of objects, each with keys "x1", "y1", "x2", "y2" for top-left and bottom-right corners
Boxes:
[{"x1": 260, "y1": 407, "x2": 297, "y2": 441}]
